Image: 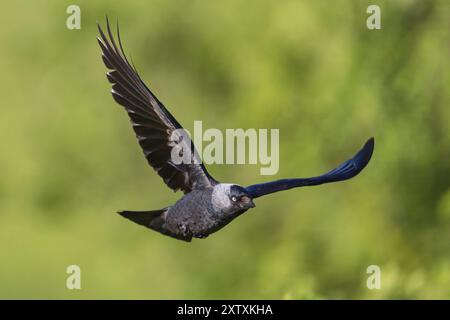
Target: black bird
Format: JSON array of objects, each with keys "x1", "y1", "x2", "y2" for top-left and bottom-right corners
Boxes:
[{"x1": 97, "y1": 20, "x2": 375, "y2": 242}]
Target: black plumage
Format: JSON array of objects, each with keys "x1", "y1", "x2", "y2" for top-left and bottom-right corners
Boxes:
[
  {"x1": 98, "y1": 20, "x2": 375, "y2": 242},
  {"x1": 245, "y1": 138, "x2": 374, "y2": 198},
  {"x1": 97, "y1": 20, "x2": 216, "y2": 194}
]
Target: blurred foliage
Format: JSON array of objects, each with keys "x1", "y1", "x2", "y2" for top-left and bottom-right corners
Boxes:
[{"x1": 0, "y1": 0, "x2": 449, "y2": 299}]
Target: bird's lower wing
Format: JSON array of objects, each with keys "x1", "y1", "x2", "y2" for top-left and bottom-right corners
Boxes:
[{"x1": 245, "y1": 138, "x2": 374, "y2": 199}]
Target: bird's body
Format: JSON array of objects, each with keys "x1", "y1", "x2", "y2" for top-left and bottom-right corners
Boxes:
[
  {"x1": 166, "y1": 188, "x2": 220, "y2": 238},
  {"x1": 97, "y1": 19, "x2": 375, "y2": 242},
  {"x1": 122, "y1": 184, "x2": 252, "y2": 241}
]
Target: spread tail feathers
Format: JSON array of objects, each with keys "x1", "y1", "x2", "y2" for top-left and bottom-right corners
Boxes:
[
  {"x1": 118, "y1": 209, "x2": 192, "y2": 242},
  {"x1": 119, "y1": 210, "x2": 163, "y2": 226}
]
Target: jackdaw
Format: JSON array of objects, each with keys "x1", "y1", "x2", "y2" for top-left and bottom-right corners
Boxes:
[{"x1": 97, "y1": 20, "x2": 374, "y2": 242}]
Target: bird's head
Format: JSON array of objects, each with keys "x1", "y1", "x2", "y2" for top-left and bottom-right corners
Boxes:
[
  {"x1": 211, "y1": 183, "x2": 255, "y2": 214},
  {"x1": 229, "y1": 185, "x2": 255, "y2": 209}
]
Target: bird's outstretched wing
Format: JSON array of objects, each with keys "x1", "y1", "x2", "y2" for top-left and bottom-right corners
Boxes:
[
  {"x1": 245, "y1": 138, "x2": 374, "y2": 198},
  {"x1": 97, "y1": 19, "x2": 216, "y2": 193}
]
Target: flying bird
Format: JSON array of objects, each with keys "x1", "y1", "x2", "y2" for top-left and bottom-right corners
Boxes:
[{"x1": 97, "y1": 20, "x2": 375, "y2": 242}]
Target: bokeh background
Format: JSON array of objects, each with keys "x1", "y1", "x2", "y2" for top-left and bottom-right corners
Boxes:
[{"x1": 0, "y1": 0, "x2": 449, "y2": 299}]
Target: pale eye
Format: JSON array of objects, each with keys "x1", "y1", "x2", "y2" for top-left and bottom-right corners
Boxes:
[{"x1": 231, "y1": 196, "x2": 237, "y2": 202}]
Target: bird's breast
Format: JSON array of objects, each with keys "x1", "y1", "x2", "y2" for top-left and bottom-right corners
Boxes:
[{"x1": 164, "y1": 191, "x2": 225, "y2": 236}]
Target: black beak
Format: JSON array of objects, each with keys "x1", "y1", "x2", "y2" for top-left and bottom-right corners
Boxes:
[{"x1": 242, "y1": 196, "x2": 255, "y2": 208}]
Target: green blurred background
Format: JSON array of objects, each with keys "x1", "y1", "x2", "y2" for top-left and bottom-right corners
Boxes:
[{"x1": 0, "y1": 0, "x2": 449, "y2": 299}]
